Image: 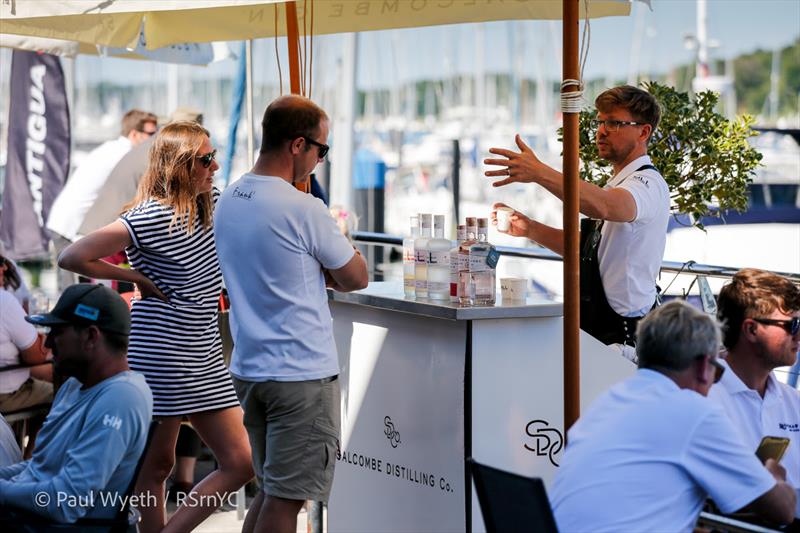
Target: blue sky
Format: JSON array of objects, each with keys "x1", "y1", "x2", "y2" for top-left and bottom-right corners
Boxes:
[{"x1": 65, "y1": 0, "x2": 799, "y2": 90}]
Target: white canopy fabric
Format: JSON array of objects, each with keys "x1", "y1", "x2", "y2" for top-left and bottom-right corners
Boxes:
[
  {"x1": 1, "y1": 0, "x2": 632, "y2": 50},
  {"x1": 0, "y1": 32, "x2": 234, "y2": 65}
]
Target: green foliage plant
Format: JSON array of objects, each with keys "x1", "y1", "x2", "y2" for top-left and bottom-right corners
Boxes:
[{"x1": 577, "y1": 81, "x2": 763, "y2": 229}]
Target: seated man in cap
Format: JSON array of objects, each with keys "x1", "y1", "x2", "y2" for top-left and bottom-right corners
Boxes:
[{"x1": 0, "y1": 284, "x2": 153, "y2": 523}]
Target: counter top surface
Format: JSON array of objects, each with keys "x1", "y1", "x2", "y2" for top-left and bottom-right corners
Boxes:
[{"x1": 328, "y1": 282, "x2": 563, "y2": 320}]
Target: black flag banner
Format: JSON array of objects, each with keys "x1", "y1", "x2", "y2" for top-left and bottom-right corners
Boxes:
[{"x1": 0, "y1": 50, "x2": 70, "y2": 260}]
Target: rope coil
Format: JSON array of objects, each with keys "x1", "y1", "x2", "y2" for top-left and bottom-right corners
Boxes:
[{"x1": 560, "y1": 0, "x2": 591, "y2": 114}]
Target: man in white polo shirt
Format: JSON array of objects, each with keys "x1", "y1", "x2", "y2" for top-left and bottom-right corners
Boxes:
[
  {"x1": 710, "y1": 268, "x2": 800, "y2": 520},
  {"x1": 550, "y1": 300, "x2": 796, "y2": 532},
  {"x1": 215, "y1": 95, "x2": 367, "y2": 533},
  {"x1": 486, "y1": 85, "x2": 669, "y2": 347}
]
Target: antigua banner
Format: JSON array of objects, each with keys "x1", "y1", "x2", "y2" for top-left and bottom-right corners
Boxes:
[{"x1": 0, "y1": 50, "x2": 70, "y2": 260}]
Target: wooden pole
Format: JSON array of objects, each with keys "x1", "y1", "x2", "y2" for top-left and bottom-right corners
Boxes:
[
  {"x1": 562, "y1": 0, "x2": 580, "y2": 433},
  {"x1": 284, "y1": 1, "x2": 310, "y2": 193},
  {"x1": 285, "y1": 1, "x2": 301, "y2": 95}
]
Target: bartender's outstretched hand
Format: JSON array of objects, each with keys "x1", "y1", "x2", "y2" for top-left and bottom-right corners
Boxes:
[
  {"x1": 491, "y1": 203, "x2": 531, "y2": 239},
  {"x1": 485, "y1": 134, "x2": 546, "y2": 187}
]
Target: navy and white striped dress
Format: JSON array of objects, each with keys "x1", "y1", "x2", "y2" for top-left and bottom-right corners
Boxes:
[{"x1": 119, "y1": 191, "x2": 240, "y2": 417}]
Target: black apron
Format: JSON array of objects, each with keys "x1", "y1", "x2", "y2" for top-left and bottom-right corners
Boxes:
[{"x1": 579, "y1": 164, "x2": 659, "y2": 346}]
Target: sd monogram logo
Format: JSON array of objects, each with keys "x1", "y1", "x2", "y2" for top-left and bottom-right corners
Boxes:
[
  {"x1": 523, "y1": 419, "x2": 564, "y2": 467},
  {"x1": 384, "y1": 416, "x2": 401, "y2": 448}
]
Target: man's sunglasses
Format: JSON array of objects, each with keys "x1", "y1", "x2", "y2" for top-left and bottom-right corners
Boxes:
[
  {"x1": 197, "y1": 149, "x2": 217, "y2": 169},
  {"x1": 697, "y1": 354, "x2": 725, "y2": 384},
  {"x1": 304, "y1": 137, "x2": 330, "y2": 159},
  {"x1": 752, "y1": 317, "x2": 800, "y2": 336}
]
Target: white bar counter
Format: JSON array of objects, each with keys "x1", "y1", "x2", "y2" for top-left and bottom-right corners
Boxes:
[{"x1": 327, "y1": 282, "x2": 633, "y2": 532}]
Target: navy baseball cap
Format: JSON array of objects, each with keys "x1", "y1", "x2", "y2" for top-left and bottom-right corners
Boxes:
[{"x1": 25, "y1": 284, "x2": 131, "y2": 336}]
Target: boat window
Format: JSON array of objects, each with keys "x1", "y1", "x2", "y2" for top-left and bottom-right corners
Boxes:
[{"x1": 768, "y1": 184, "x2": 799, "y2": 206}]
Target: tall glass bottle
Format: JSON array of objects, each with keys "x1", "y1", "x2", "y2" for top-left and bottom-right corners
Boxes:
[
  {"x1": 427, "y1": 215, "x2": 451, "y2": 301},
  {"x1": 469, "y1": 218, "x2": 495, "y2": 306},
  {"x1": 403, "y1": 215, "x2": 419, "y2": 298},
  {"x1": 458, "y1": 217, "x2": 478, "y2": 305},
  {"x1": 414, "y1": 213, "x2": 432, "y2": 299},
  {"x1": 450, "y1": 224, "x2": 466, "y2": 303}
]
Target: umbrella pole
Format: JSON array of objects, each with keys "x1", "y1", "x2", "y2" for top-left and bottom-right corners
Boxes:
[
  {"x1": 246, "y1": 40, "x2": 255, "y2": 166},
  {"x1": 562, "y1": 0, "x2": 580, "y2": 433},
  {"x1": 285, "y1": 1, "x2": 302, "y2": 94}
]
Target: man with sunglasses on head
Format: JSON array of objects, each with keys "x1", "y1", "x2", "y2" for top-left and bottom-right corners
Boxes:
[
  {"x1": 550, "y1": 300, "x2": 796, "y2": 532},
  {"x1": 78, "y1": 107, "x2": 203, "y2": 238},
  {"x1": 215, "y1": 95, "x2": 368, "y2": 533},
  {"x1": 47, "y1": 109, "x2": 158, "y2": 292},
  {"x1": 710, "y1": 268, "x2": 800, "y2": 521},
  {"x1": 486, "y1": 86, "x2": 669, "y2": 349}
]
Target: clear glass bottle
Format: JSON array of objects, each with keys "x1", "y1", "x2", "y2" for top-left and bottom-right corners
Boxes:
[
  {"x1": 469, "y1": 218, "x2": 495, "y2": 306},
  {"x1": 450, "y1": 224, "x2": 466, "y2": 303},
  {"x1": 414, "y1": 213, "x2": 432, "y2": 299},
  {"x1": 427, "y1": 215, "x2": 451, "y2": 301},
  {"x1": 403, "y1": 215, "x2": 419, "y2": 298},
  {"x1": 458, "y1": 217, "x2": 478, "y2": 306}
]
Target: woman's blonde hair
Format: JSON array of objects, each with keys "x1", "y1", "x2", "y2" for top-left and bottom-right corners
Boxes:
[{"x1": 126, "y1": 121, "x2": 213, "y2": 235}]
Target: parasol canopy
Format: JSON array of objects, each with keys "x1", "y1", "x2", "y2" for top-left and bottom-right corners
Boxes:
[{"x1": 1, "y1": 0, "x2": 631, "y2": 50}]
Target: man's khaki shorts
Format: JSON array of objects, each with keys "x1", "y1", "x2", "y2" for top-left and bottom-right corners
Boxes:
[
  {"x1": 0, "y1": 378, "x2": 53, "y2": 412},
  {"x1": 232, "y1": 375, "x2": 340, "y2": 502}
]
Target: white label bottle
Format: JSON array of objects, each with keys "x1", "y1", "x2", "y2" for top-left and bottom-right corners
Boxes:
[
  {"x1": 403, "y1": 215, "x2": 419, "y2": 298},
  {"x1": 414, "y1": 213, "x2": 432, "y2": 299},
  {"x1": 427, "y1": 215, "x2": 451, "y2": 301},
  {"x1": 450, "y1": 224, "x2": 466, "y2": 302},
  {"x1": 469, "y1": 218, "x2": 495, "y2": 306},
  {"x1": 458, "y1": 217, "x2": 478, "y2": 306}
]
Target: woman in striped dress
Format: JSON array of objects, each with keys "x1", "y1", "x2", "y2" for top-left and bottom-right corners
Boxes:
[{"x1": 59, "y1": 122, "x2": 253, "y2": 533}]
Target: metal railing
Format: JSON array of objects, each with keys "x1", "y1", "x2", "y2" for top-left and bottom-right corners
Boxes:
[{"x1": 351, "y1": 231, "x2": 800, "y2": 283}]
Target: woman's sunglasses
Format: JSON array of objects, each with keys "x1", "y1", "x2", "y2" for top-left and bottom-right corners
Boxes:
[{"x1": 197, "y1": 149, "x2": 217, "y2": 169}]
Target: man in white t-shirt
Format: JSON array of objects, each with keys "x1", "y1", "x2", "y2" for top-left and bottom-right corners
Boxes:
[
  {"x1": 550, "y1": 300, "x2": 797, "y2": 532},
  {"x1": 215, "y1": 95, "x2": 367, "y2": 533},
  {"x1": 486, "y1": 85, "x2": 669, "y2": 346},
  {"x1": 46, "y1": 109, "x2": 157, "y2": 290},
  {"x1": 710, "y1": 268, "x2": 800, "y2": 520},
  {"x1": 0, "y1": 290, "x2": 52, "y2": 413}
]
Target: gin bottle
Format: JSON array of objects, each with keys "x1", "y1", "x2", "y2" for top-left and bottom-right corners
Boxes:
[
  {"x1": 450, "y1": 224, "x2": 466, "y2": 302},
  {"x1": 458, "y1": 217, "x2": 478, "y2": 306},
  {"x1": 468, "y1": 218, "x2": 495, "y2": 306},
  {"x1": 427, "y1": 215, "x2": 451, "y2": 301},
  {"x1": 403, "y1": 215, "x2": 419, "y2": 298},
  {"x1": 414, "y1": 213, "x2": 432, "y2": 299}
]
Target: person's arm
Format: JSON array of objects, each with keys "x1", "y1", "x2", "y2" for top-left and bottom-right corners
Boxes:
[
  {"x1": 58, "y1": 221, "x2": 166, "y2": 301},
  {"x1": 327, "y1": 249, "x2": 368, "y2": 292},
  {"x1": 491, "y1": 203, "x2": 565, "y2": 256},
  {"x1": 0, "y1": 461, "x2": 28, "y2": 480},
  {"x1": 0, "y1": 385, "x2": 148, "y2": 522},
  {"x1": 485, "y1": 134, "x2": 636, "y2": 222},
  {"x1": 2, "y1": 292, "x2": 43, "y2": 365},
  {"x1": 18, "y1": 334, "x2": 49, "y2": 366},
  {"x1": 740, "y1": 459, "x2": 797, "y2": 525}
]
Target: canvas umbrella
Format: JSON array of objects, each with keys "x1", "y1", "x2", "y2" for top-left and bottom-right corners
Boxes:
[
  {"x1": 0, "y1": 33, "x2": 233, "y2": 64},
  {"x1": 1, "y1": 0, "x2": 641, "y2": 431}
]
